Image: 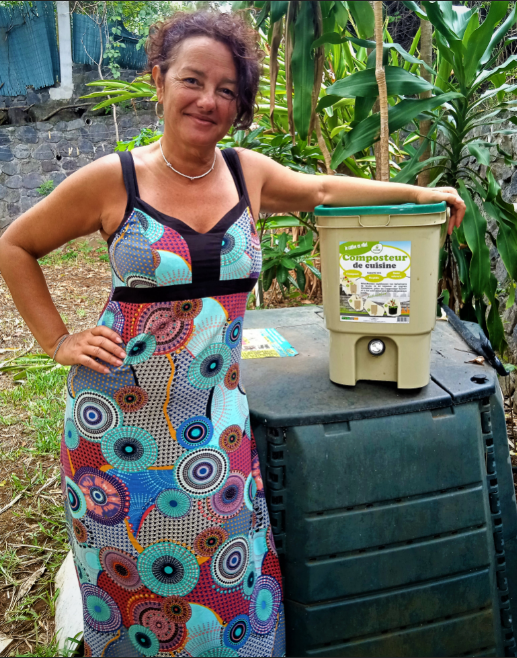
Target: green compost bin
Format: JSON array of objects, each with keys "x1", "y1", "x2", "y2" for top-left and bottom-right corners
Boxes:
[{"x1": 241, "y1": 306, "x2": 517, "y2": 658}]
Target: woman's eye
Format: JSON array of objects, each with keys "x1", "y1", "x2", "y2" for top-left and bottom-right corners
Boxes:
[
  {"x1": 184, "y1": 77, "x2": 198, "y2": 85},
  {"x1": 221, "y1": 88, "x2": 236, "y2": 98}
]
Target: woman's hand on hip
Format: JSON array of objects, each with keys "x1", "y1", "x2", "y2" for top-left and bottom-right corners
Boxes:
[
  {"x1": 413, "y1": 186, "x2": 466, "y2": 235},
  {"x1": 54, "y1": 326, "x2": 126, "y2": 374}
]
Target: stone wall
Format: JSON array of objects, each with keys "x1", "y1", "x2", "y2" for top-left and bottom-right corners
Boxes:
[{"x1": 0, "y1": 111, "x2": 159, "y2": 231}]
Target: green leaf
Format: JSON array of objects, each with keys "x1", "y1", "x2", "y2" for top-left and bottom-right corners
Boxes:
[
  {"x1": 464, "y1": 1, "x2": 508, "y2": 85},
  {"x1": 255, "y1": 1, "x2": 270, "y2": 29},
  {"x1": 258, "y1": 216, "x2": 301, "y2": 229},
  {"x1": 457, "y1": 180, "x2": 491, "y2": 298},
  {"x1": 483, "y1": 196, "x2": 517, "y2": 281},
  {"x1": 276, "y1": 265, "x2": 288, "y2": 284},
  {"x1": 340, "y1": 36, "x2": 435, "y2": 75},
  {"x1": 486, "y1": 273, "x2": 507, "y2": 353},
  {"x1": 295, "y1": 264, "x2": 306, "y2": 291},
  {"x1": 292, "y1": 1, "x2": 316, "y2": 141},
  {"x1": 312, "y1": 31, "x2": 343, "y2": 50},
  {"x1": 401, "y1": 1, "x2": 427, "y2": 20},
  {"x1": 353, "y1": 96, "x2": 376, "y2": 125},
  {"x1": 348, "y1": 1, "x2": 374, "y2": 40},
  {"x1": 334, "y1": 1, "x2": 349, "y2": 28},
  {"x1": 262, "y1": 266, "x2": 275, "y2": 291},
  {"x1": 281, "y1": 257, "x2": 298, "y2": 269},
  {"x1": 327, "y1": 66, "x2": 433, "y2": 99},
  {"x1": 276, "y1": 232, "x2": 289, "y2": 252},
  {"x1": 468, "y1": 142, "x2": 491, "y2": 166},
  {"x1": 421, "y1": 1, "x2": 466, "y2": 64},
  {"x1": 474, "y1": 54, "x2": 517, "y2": 89},
  {"x1": 270, "y1": 0, "x2": 288, "y2": 24},
  {"x1": 486, "y1": 169, "x2": 500, "y2": 203},
  {"x1": 480, "y1": 2, "x2": 517, "y2": 68},
  {"x1": 331, "y1": 92, "x2": 461, "y2": 168},
  {"x1": 316, "y1": 94, "x2": 343, "y2": 112},
  {"x1": 451, "y1": 232, "x2": 470, "y2": 290}
]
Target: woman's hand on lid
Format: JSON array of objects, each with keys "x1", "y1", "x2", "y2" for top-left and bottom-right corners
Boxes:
[
  {"x1": 413, "y1": 186, "x2": 466, "y2": 235},
  {"x1": 54, "y1": 326, "x2": 126, "y2": 374}
]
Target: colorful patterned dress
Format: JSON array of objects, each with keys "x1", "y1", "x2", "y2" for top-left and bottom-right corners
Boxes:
[{"x1": 60, "y1": 149, "x2": 286, "y2": 658}]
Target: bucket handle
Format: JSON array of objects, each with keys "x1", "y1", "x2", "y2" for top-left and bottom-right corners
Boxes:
[{"x1": 358, "y1": 215, "x2": 391, "y2": 227}]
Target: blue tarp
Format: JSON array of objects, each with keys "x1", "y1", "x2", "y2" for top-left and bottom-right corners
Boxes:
[
  {"x1": 0, "y1": 1, "x2": 59, "y2": 96},
  {"x1": 72, "y1": 13, "x2": 147, "y2": 71}
]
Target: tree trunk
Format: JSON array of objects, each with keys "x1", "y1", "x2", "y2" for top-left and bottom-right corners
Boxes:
[
  {"x1": 269, "y1": 18, "x2": 283, "y2": 131},
  {"x1": 417, "y1": 17, "x2": 433, "y2": 187},
  {"x1": 374, "y1": 2, "x2": 389, "y2": 181}
]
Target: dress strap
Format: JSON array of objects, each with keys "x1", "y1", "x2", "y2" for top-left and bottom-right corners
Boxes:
[
  {"x1": 117, "y1": 151, "x2": 140, "y2": 214},
  {"x1": 221, "y1": 148, "x2": 251, "y2": 207}
]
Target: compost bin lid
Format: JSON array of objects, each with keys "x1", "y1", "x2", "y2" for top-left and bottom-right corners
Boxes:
[
  {"x1": 241, "y1": 306, "x2": 495, "y2": 428},
  {"x1": 314, "y1": 201, "x2": 446, "y2": 216}
]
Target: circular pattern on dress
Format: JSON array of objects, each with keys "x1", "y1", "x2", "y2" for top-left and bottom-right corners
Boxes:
[
  {"x1": 138, "y1": 541, "x2": 200, "y2": 597},
  {"x1": 225, "y1": 317, "x2": 243, "y2": 349},
  {"x1": 137, "y1": 304, "x2": 193, "y2": 355},
  {"x1": 156, "y1": 489, "x2": 191, "y2": 519},
  {"x1": 244, "y1": 472, "x2": 257, "y2": 511},
  {"x1": 250, "y1": 218, "x2": 261, "y2": 249},
  {"x1": 101, "y1": 426, "x2": 158, "y2": 472},
  {"x1": 242, "y1": 561, "x2": 256, "y2": 597},
  {"x1": 136, "y1": 210, "x2": 165, "y2": 243},
  {"x1": 219, "y1": 425, "x2": 242, "y2": 453},
  {"x1": 140, "y1": 609, "x2": 176, "y2": 642},
  {"x1": 177, "y1": 416, "x2": 213, "y2": 450},
  {"x1": 223, "y1": 614, "x2": 251, "y2": 650},
  {"x1": 73, "y1": 390, "x2": 122, "y2": 442},
  {"x1": 100, "y1": 302, "x2": 124, "y2": 334},
  {"x1": 83, "y1": 642, "x2": 92, "y2": 657},
  {"x1": 72, "y1": 518, "x2": 88, "y2": 543},
  {"x1": 173, "y1": 299, "x2": 202, "y2": 321},
  {"x1": 64, "y1": 419, "x2": 80, "y2": 450},
  {"x1": 249, "y1": 575, "x2": 282, "y2": 635},
  {"x1": 128, "y1": 624, "x2": 159, "y2": 657},
  {"x1": 221, "y1": 225, "x2": 246, "y2": 266},
  {"x1": 175, "y1": 447, "x2": 229, "y2": 499},
  {"x1": 193, "y1": 526, "x2": 228, "y2": 557},
  {"x1": 209, "y1": 472, "x2": 245, "y2": 518},
  {"x1": 125, "y1": 273, "x2": 157, "y2": 288},
  {"x1": 99, "y1": 547, "x2": 142, "y2": 591},
  {"x1": 75, "y1": 467, "x2": 129, "y2": 526},
  {"x1": 114, "y1": 386, "x2": 148, "y2": 413},
  {"x1": 211, "y1": 535, "x2": 249, "y2": 588},
  {"x1": 161, "y1": 596, "x2": 192, "y2": 624},
  {"x1": 124, "y1": 333, "x2": 157, "y2": 365},
  {"x1": 81, "y1": 584, "x2": 121, "y2": 632},
  {"x1": 188, "y1": 343, "x2": 232, "y2": 390},
  {"x1": 224, "y1": 363, "x2": 240, "y2": 390},
  {"x1": 66, "y1": 477, "x2": 87, "y2": 519}
]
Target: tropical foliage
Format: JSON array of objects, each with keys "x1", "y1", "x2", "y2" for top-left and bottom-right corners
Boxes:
[{"x1": 82, "y1": 1, "x2": 517, "y2": 351}]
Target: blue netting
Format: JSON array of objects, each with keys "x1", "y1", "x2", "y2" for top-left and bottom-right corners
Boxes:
[
  {"x1": 0, "y1": 1, "x2": 59, "y2": 96},
  {"x1": 72, "y1": 13, "x2": 147, "y2": 71}
]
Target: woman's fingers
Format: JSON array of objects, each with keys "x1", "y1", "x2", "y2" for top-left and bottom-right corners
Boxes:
[
  {"x1": 88, "y1": 333, "x2": 126, "y2": 360},
  {"x1": 54, "y1": 327, "x2": 126, "y2": 372},
  {"x1": 84, "y1": 340, "x2": 124, "y2": 368}
]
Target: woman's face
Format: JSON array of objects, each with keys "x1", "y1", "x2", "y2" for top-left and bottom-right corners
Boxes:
[{"x1": 153, "y1": 36, "x2": 238, "y2": 148}]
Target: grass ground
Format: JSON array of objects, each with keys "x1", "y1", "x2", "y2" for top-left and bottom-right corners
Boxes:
[{"x1": 0, "y1": 237, "x2": 111, "y2": 656}]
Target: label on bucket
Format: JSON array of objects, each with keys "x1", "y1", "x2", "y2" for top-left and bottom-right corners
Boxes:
[{"x1": 339, "y1": 240, "x2": 411, "y2": 323}]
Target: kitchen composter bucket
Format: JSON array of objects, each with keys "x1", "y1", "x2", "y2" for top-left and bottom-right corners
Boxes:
[{"x1": 315, "y1": 202, "x2": 448, "y2": 389}]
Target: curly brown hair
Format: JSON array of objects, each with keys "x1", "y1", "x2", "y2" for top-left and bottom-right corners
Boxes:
[{"x1": 145, "y1": 10, "x2": 263, "y2": 130}]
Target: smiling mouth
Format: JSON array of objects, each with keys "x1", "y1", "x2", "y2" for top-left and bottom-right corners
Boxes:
[{"x1": 186, "y1": 114, "x2": 215, "y2": 125}]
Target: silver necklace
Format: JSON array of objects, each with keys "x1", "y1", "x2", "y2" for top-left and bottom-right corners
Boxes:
[{"x1": 159, "y1": 138, "x2": 217, "y2": 181}]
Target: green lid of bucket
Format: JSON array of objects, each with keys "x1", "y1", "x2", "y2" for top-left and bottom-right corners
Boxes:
[{"x1": 314, "y1": 201, "x2": 446, "y2": 216}]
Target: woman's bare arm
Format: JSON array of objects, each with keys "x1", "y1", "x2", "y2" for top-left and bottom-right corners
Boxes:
[
  {"x1": 0, "y1": 155, "x2": 127, "y2": 372},
  {"x1": 238, "y1": 149, "x2": 466, "y2": 235}
]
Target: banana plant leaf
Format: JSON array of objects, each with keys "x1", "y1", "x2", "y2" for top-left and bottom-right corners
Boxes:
[
  {"x1": 327, "y1": 66, "x2": 433, "y2": 98},
  {"x1": 270, "y1": 0, "x2": 288, "y2": 23}
]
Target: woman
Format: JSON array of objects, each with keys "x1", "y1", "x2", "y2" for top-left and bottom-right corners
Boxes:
[{"x1": 0, "y1": 10, "x2": 465, "y2": 658}]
